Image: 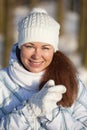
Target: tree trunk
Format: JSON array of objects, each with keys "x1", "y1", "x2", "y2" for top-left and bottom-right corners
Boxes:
[
  {"x1": 0, "y1": 0, "x2": 5, "y2": 34},
  {"x1": 29, "y1": 0, "x2": 39, "y2": 8},
  {"x1": 78, "y1": 0, "x2": 87, "y2": 67},
  {"x1": 57, "y1": 0, "x2": 65, "y2": 35},
  {"x1": 3, "y1": 0, "x2": 15, "y2": 67}
]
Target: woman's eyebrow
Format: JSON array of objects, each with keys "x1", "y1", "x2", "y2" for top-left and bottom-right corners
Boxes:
[
  {"x1": 26, "y1": 43, "x2": 34, "y2": 45},
  {"x1": 42, "y1": 45, "x2": 52, "y2": 47}
]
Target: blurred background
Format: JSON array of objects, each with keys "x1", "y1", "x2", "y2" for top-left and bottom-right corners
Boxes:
[{"x1": 0, "y1": 0, "x2": 87, "y2": 86}]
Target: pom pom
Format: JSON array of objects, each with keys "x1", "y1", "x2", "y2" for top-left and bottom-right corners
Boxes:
[{"x1": 30, "y1": 8, "x2": 48, "y2": 14}]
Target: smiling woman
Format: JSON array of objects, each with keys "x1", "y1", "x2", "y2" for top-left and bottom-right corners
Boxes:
[
  {"x1": 0, "y1": 7, "x2": 87, "y2": 130},
  {"x1": 20, "y1": 42, "x2": 54, "y2": 73}
]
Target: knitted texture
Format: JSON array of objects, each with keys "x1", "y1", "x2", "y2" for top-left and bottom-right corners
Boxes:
[
  {"x1": 18, "y1": 8, "x2": 60, "y2": 51},
  {"x1": 30, "y1": 80, "x2": 66, "y2": 120}
]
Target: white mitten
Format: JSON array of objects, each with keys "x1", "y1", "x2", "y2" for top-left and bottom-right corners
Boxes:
[{"x1": 29, "y1": 80, "x2": 66, "y2": 118}]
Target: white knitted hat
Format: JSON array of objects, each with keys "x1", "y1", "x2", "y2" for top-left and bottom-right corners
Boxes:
[{"x1": 18, "y1": 8, "x2": 60, "y2": 51}]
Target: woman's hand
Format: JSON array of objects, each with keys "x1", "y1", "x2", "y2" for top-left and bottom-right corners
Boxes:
[{"x1": 29, "y1": 80, "x2": 66, "y2": 117}]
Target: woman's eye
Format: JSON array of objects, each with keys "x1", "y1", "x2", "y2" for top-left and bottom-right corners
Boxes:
[
  {"x1": 43, "y1": 47, "x2": 50, "y2": 50},
  {"x1": 25, "y1": 45, "x2": 34, "y2": 48}
]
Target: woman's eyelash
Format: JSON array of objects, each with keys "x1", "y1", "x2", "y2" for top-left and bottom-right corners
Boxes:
[
  {"x1": 43, "y1": 47, "x2": 50, "y2": 49},
  {"x1": 25, "y1": 45, "x2": 34, "y2": 48}
]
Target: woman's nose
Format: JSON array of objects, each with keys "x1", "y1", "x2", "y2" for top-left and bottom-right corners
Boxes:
[{"x1": 32, "y1": 49, "x2": 42, "y2": 59}]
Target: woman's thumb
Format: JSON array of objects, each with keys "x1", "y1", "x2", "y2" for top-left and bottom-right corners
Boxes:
[{"x1": 44, "y1": 80, "x2": 55, "y2": 88}]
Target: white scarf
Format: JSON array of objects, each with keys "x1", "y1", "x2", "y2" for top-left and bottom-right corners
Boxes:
[{"x1": 8, "y1": 61, "x2": 44, "y2": 90}]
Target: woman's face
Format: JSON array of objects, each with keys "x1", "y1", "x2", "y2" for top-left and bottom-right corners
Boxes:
[{"x1": 20, "y1": 42, "x2": 54, "y2": 73}]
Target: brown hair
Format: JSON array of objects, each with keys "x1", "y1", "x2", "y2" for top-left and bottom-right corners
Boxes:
[{"x1": 39, "y1": 51, "x2": 78, "y2": 107}]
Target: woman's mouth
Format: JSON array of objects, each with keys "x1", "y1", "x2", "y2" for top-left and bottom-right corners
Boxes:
[{"x1": 29, "y1": 60, "x2": 43, "y2": 67}]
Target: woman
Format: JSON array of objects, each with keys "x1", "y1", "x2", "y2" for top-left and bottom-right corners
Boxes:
[{"x1": 0, "y1": 8, "x2": 87, "y2": 130}]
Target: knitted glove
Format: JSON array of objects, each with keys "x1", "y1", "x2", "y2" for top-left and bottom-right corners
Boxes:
[{"x1": 29, "y1": 80, "x2": 66, "y2": 118}]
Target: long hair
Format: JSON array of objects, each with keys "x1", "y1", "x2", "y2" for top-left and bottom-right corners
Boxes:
[{"x1": 39, "y1": 51, "x2": 78, "y2": 107}]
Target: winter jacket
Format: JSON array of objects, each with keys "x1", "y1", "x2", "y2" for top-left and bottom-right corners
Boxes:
[{"x1": 0, "y1": 43, "x2": 87, "y2": 130}]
